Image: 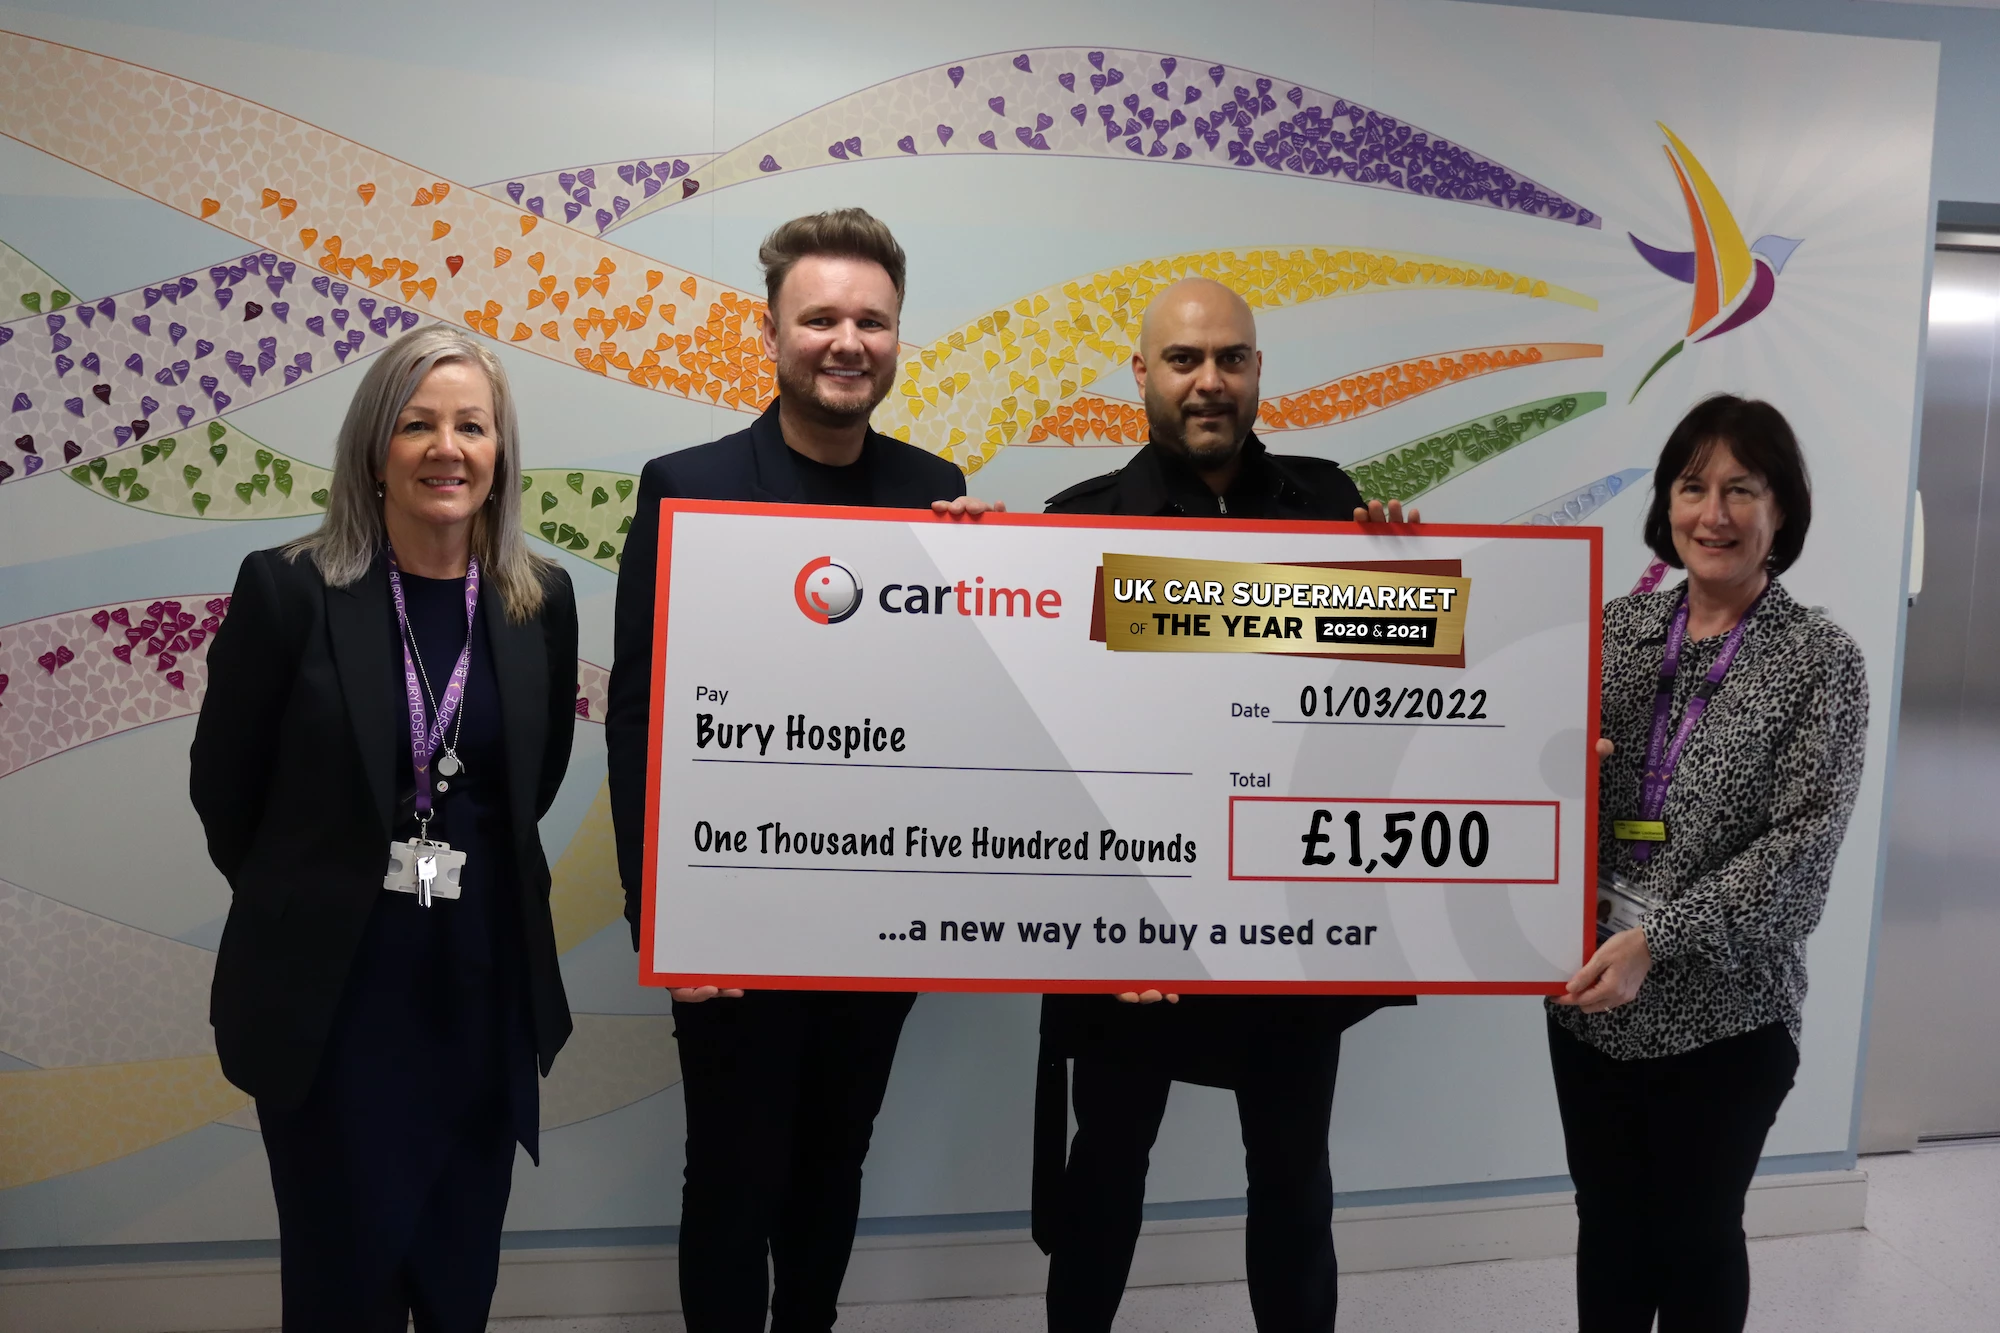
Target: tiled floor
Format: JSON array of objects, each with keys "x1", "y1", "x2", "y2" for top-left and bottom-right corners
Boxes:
[{"x1": 486, "y1": 1141, "x2": 2000, "y2": 1332}]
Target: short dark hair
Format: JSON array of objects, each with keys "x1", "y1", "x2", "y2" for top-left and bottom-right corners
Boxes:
[
  {"x1": 1642, "y1": 394, "x2": 1812, "y2": 575},
  {"x1": 758, "y1": 208, "x2": 906, "y2": 313}
]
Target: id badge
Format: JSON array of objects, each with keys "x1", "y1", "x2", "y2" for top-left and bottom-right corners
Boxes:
[
  {"x1": 1595, "y1": 872, "x2": 1659, "y2": 945},
  {"x1": 384, "y1": 839, "x2": 467, "y2": 904}
]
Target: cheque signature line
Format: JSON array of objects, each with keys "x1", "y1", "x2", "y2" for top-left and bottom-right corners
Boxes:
[
  {"x1": 686, "y1": 864, "x2": 1194, "y2": 879},
  {"x1": 690, "y1": 759, "x2": 1193, "y2": 776},
  {"x1": 1272, "y1": 721, "x2": 1507, "y2": 729}
]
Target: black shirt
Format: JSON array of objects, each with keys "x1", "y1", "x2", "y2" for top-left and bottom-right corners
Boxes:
[{"x1": 788, "y1": 448, "x2": 877, "y2": 507}]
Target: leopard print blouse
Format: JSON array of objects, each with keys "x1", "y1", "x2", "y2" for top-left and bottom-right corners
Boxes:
[{"x1": 1548, "y1": 580, "x2": 1869, "y2": 1061}]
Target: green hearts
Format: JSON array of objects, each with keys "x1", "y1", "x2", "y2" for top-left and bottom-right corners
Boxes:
[
  {"x1": 273, "y1": 471, "x2": 293, "y2": 496},
  {"x1": 520, "y1": 475, "x2": 533, "y2": 493},
  {"x1": 234, "y1": 481, "x2": 254, "y2": 503},
  {"x1": 141, "y1": 442, "x2": 160, "y2": 465},
  {"x1": 250, "y1": 473, "x2": 269, "y2": 496},
  {"x1": 209, "y1": 442, "x2": 227, "y2": 465},
  {"x1": 127, "y1": 483, "x2": 149, "y2": 503},
  {"x1": 103, "y1": 475, "x2": 123, "y2": 496},
  {"x1": 207, "y1": 422, "x2": 227, "y2": 443},
  {"x1": 556, "y1": 522, "x2": 577, "y2": 545},
  {"x1": 254, "y1": 449, "x2": 273, "y2": 471},
  {"x1": 89, "y1": 457, "x2": 107, "y2": 479},
  {"x1": 616, "y1": 515, "x2": 631, "y2": 534},
  {"x1": 565, "y1": 471, "x2": 584, "y2": 494},
  {"x1": 539, "y1": 491, "x2": 557, "y2": 513},
  {"x1": 568, "y1": 531, "x2": 590, "y2": 551},
  {"x1": 270, "y1": 457, "x2": 289, "y2": 475},
  {"x1": 594, "y1": 541, "x2": 617, "y2": 560},
  {"x1": 590, "y1": 486, "x2": 608, "y2": 508},
  {"x1": 182, "y1": 465, "x2": 202, "y2": 487},
  {"x1": 50, "y1": 290, "x2": 71, "y2": 310},
  {"x1": 539, "y1": 520, "x2": 557, "y2": 541},
  {"x1": 614, "y1": 478, "x2": 633, "y2": 502},
  {"x1": 158, "y1": 437, "x2": 175, "y2": 459},
  {"x1": 310, "y1": 489, "x2": 329, "y2": 507},
  {"x1": 20, "y1": 292, "x2": 40, "y2": 313},
  {"x1": 70, "y1": 465, "x2": 91, "y2": 484},
  {"x1": 192, "y1": 492, "x2": 211, "y2": 514}
]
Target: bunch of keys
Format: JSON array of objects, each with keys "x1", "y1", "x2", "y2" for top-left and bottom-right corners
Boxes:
[{"x1": 384, "y1": 833, "x2": 467, "y2": 905}]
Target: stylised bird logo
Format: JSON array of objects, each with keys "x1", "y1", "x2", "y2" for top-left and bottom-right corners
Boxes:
[{"x1": 1630, "y1": 124, "x2": 1801, "y2": 400}]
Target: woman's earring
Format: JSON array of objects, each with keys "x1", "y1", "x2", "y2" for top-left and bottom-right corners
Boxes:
[{"x1": 375, "y1": 481, "x2": 385, "y2": 499}]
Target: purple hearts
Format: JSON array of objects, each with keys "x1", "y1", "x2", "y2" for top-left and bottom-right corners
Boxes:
[
  {"x1": 643, "y1": 177, "x2": 662, "y2": 198},
  {"x1": 1169, "y1": 108, "x2": 1186, "y2": 130},
  {"x1": 169, "y1": 322, "x2": 187, "y2": 345},
  {"x1": 294, "y1": 351, "x2": 312, "y2": 369},
  {"x1": 1070, "y1": 103, "x2": 1087, "y2": 124},
  {"x1": 618, "y1": 163, "x2": 636, "y2": 185},
  {"x1": 208, "y1": 265, "x2": 229, "y2": 287},
  {"x1": 757, "y1": 155, "x2": 780, "y2": 172},
  {"x1": 563, "y1": 200, "x2": 583, "y2": 222},
  {"x1": 572, "y1": 186, "x2": 589, "y2": 205},
  {"x1": 1090, "y1": 73, "x2": 1106, "y2": 94},
  {"x1": 331, "y1": 282, "x2": 348, "y2": 301},
  {"x1": 194, "y1": 339, "x2": 213, "y2": 359},
  {"x1": 1125, "y1": 93, "x2": 1140, "y2": 112},
  {"x1": 594, "y1": 207, "x2": 612, "y2": 230},
  {"x1": 224, "y1": 349, "x2": 244, "y2": 369},
  {"x1": 259, "y1": 253, "x2": 277, "y2": 273},
  {"x1": 358, "y1": 296, "x2": 376, "y2": 317},
  {"x1": 234, "y1": 364, "x2": 254, "y2": 387},
  {"x1": 1287, "y1": 86, "x2": 1303, "y2": 107},
  {"x1": 214, "y1": 287, "x2": 232, "y2": 310},
  {"x1": 140, "y1": 395, "x2": 158, "y2": 416},
  {"x1": 125, "y1": 353, "x2": 144, "y2": 375},
  {"x1": 145, "y1": 285, "x2": 162, "y2": 307},
  {"x1": 266, "y1": 274, "x2": 284, "y2": 297},
  {"x1": 63, "y1": 440, "x2": 81, "y2": 462},
  {"x1": 978, "y1": 130, "x2": 997, "y2": 150},
  {"x1": 76, "y1": 303, "x2": 94, "y2": 327},
  {"x1": 21, "y1": 454, "x2": 40, "y2": 475},
  {"x1": 578, "y1": 167, "x2": 596, "y2": 189},
  {"x1": 154, "y1": 366, "x2": 175, "y2": 387},
  {"x1": 113, "y1": 425, "x2": 131, "y2": 444},
  {"x1": 65, "y1": 398, "x2": 83, "y2": 417},
  {"x1": 1059, "y1": 72, "x2": 1075, "y2": 92},
  {"x1": 1153, "y1": 81, "x2": 1170, "y2": 100},
  {"x1": 527, "y1": 196, "x2": 545, "y2": 216},
  {"x1": 506, "y1": 180, "x2": 524, "y2": 203},
  {"x1": 272, "y1": 302, "x2": 289, "y2": 322},
  {"x1": 1185, "y1": 86, "x2": 1202, "y2": 105},
  {"x1": 948, "y1": 65, "x2": 965, "y2": 86},
  {"x1": 1036, "y1": 112, "x2": 1053, "y2": 131},
  {"x1": 331, "y1": 308, "x2": 349, "y2": 329},
  {"x1": 1160, "y1": 57, "x2": 1177, "y2": 77},
  {"x1": 256, "y1": 348, "x2": 275, "y2": 373},
  {"x1": 368, "y1": 316, "x2": 388, "y2": 337},
  {"x1": 381, "y1": 307, "x2": 399, "y2": 325},
  {"x1": 51, "y1": 332, "x2": 71, "y2": 353},
  {"x1": 132, "y1": 314, "x2": 152, "y2": 335},
  {"x1": 306, "y1": 315, "x2": 324, "y2": 336},
  {"x1": 199, "y1": 374, "x2": 219, "y2": 394},
  {"x1": 277, "y1": 260, "x2": 295, "y2": 281},
  {"x1": 1209, "y1": 64, "x2": 1226, "y2": 84},
  {"x1": 612, "y1": 195, "x2": 630, "y2": 219},
  {"x1": 311, "y1": 275, "x2": 330, "y2": 296},
  {"x1": 212, "y1": 391, "x2": 231, "y2": 410},
  {"x1": 1015, "y1": 127, "x2": 1050, "y2": 151},
  {"x1": 399, "y1": 310, "x2": 418, "y2": 332},
  {"x1": 558, "y1": 171, "x2": 577, "y2": 192},
  {"x1": 176, "y1": 405, "x2": 194, "y2": 427},
  {"x1": 228, "y1": 264, "x2": 247, "y2": 284},
  {"x1": 1013, "y1": 53, "x2": 1032, "y2": 73},
  {"x1": 284, "y1": 364, "x2": 303, "y2": 385},
  {"x1": 0, "y1": 328, "x2": 10, "y2": 347},
  {"x1": 1088, "y1": 51, "x2": 1105, "y2": 69},
  {"x1": 671, "y1": 159, "x2": 689, "y2": 178},
  {"x1": 56, "y1": 355, "x2": 73, "y2": 376},
  {"x1": 1256, "y1": 77, "x2": 1272, "y2": 95},
  {"x1": 936, "y1": 124, "x2": 954, "y2": 146},
  {"x1": 897, "y1": 135, "x2": 916, "y2": 154},
  {"x1": 988, "y1": 95, "x2": 1005, "y2": 115},
  {"x1": 334, "y1": 342, "x2": 351, "y2": 362},
  {"x1": 829, "y1": 140, "x2": 849, "y2": 161},
  {"x1": 45, "y1": 313, "x2": 63, "y2": 333},
  {"x1": 346, "y1": 328, "x2": 363, "y2": 349},
  {"x1": 179, "y1": 275, "x2": 197, "y2": 298}
]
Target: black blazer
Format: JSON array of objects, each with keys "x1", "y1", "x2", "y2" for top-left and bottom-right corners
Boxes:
[
  {"x1": 191, "y1": 546, "x2": 578, "y2": 1109},
  {"x1": 606, "y1": 399, "x2": 966, "y2": 942}
]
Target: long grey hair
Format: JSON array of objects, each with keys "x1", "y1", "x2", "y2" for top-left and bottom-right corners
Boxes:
[{"x1": 285, "y1": 325, "x2": 553, "y2": 620}]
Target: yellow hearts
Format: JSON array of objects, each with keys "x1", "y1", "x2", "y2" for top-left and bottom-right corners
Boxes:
[
  {"x1": 261, "y1": 188, "x2": 281, "y2": 208},
  {"x1": 298, "y1": 228, "x2": 318, "y2": 250},
  {"x1": 954, "y1": 372, "x2": 971, "y2": 391},
  {"x1": 646, "y1": 270, "x2": 664, "y2": 291},
  {"x1": 1079, "y1": 367, "x2": 1098, "y2": 386},
  {"x1": 512, "y1": 323, "x2": 531, "y2": 341},
  {"x1": 1008, "y1": 371, "x2": 1026, "y2": 391},
  {"x1": 520, "y1": 214, "x2": 537, "y2": 235},
  {"x1": 1014, "y1": 298, "x2": 1033, "y2": 316},
  {"x1": 527, "y1": 252, "x2": 545, "y2": 274},
  {"x1": 1060, "y1": 379, "x2": 1077, "y2": 398},
  {"x1": 948, "y1": 428, "x2": 967, "y2": 449},
  {"x1": 920, "y1": 349, "x2": 937, "y2": 370},
  {"x1": 541, "y1": 321, "x2": 559, "y2": 341},
  {"x1": 199, "y1": 198, "x2": 219, "y2": 218},
  {"x1": 947, "y1": 331, "x2": 965, "y2": 350},
  {"x1": 924, "y1": 385, "x2": 940, "y2": 404},
  {"x1": 357, "y1": 183, "x2": 376, "y2": 204},
  {"x1": 432, "y1": 220, "x2": 451, "y2": 240},
  {"x1": 493, "y1": 247, "x2": 512, "y2": 267},
  {"x1": 984, "y1": 350, "x2": 1000, "y2": 370}
]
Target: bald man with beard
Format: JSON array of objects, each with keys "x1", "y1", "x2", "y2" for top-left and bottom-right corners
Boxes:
[{"x1": 1033, "y1": 279, "x2": 1416, "y2": 1333}]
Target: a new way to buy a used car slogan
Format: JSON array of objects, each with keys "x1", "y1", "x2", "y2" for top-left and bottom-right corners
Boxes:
[{"x1": 640, "y1": 502, "x2": 1601, "y2": 994}]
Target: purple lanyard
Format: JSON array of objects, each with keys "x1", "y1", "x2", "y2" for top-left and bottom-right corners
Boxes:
[
  {"x1": 1629, "y1": 584, "x2": 1764, "y2": 863},
  {"x1": 386, "y1": 549, "x2": 479, "y2": 826}
]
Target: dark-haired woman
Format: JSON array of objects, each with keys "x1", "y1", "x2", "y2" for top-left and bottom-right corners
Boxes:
[
  {"x1": 191, "y1": 326, "x2": 576, "y2": 1330},
  {"x1": 1549, "y1": 395, "x2": 1868, "y2": 1333}
]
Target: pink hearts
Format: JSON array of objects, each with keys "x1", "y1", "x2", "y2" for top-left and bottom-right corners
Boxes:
[
  {"x1": 111, "y1": 607, "x2": 130, "y2": 626},
  {"x1": 166, "y1": 671, "x2": 185, "y2": 691},
  {"x1": 112, "y1": 643, "x2": 133, "y2": 664},
  {"x1": 206, "y1": 597, "x2": 230, "y2": 616},
  {"x1": 187, "y1": 628, "x2": 206, "y2": 649},
  {"x1": 0, "y1": 673, "x2": 8, "y2": 698},
  {"x1": 91, "y1": 610, "x2": 111, "y2": 632},
  {"x1": 171, "y1": 634, "x2": 190, "y2": 653},
  {"x1": 37, "y1": 652, "x2": 56, "y2": 675},
  {"x1": 125, "y1": 628, "x2": 146, "y2": 645},
  {"x1": 55, "y1": 645, "x2": 72, "y2": 667},
  {"x1": 146, "y1": 637, "x2": 166, "y2": 655},
  {"x1": 156, "y1": 652, "x2": 177, "y2": 672}
]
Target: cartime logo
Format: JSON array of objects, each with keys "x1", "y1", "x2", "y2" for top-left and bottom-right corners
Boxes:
[{"x1": 794, "y1": 556, "x2": 863, "y2": 624}]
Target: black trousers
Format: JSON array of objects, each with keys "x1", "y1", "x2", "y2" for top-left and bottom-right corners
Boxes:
[
  {"x1": 673, "y1": 989, "x2": 916, "y2": 1333},
  {"x1": 1045, "y1": 1041, "x2": 1342, "y2": 1333},
  {"x1": 1547, "y1": 1018, "x2": 1799, "y2": 1333}
]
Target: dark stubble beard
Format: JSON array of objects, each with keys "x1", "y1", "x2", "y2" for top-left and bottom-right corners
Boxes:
[
  {"x1": 1143, "y1": 381, "x2": 1247, "y2": 473},
  {"x1": 773, "y1": 344, "x2": 894, "y2": 429}
]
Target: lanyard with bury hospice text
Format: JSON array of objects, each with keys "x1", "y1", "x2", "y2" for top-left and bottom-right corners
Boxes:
[
  {"x1": 1618, "y1": 584, "x2": 1765, "y2": 863},
  {"x1": 387, "y1": 549, "x2": 479, "y2": 836}
]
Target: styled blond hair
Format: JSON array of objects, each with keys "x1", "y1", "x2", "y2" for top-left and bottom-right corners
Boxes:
[
  {"x1": 286, "y1": 325, "x2": 553, "y2": 620},
  {"x1": 758, "y1": 207, "x2": 907, "y2": 312}
]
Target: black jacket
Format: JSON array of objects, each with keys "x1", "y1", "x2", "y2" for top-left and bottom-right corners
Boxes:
[
  {"x1": 606, "y1": 399, "x2": 967, "y2": 942},
  {"x1": 190, "y1": 546, "x2": 578, "y2": 1109},
  {"x1": 1032, "y1": 431, "x2": 1410, "y2": 1251}
]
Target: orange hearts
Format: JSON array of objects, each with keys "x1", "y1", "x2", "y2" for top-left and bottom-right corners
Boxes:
[
  {"x1": 322, "y1": 234, "x2": 342, "y2": 254},
  {"x1": 511, "y1": 323, "x2": 531, "y2": 342},
  {"x1": 413, "y1": 187, "x2": 434, "y2": 205},
  {"x1": 573, "y1": 318, "x2": 593, "y2": 340},
  {"x1": 551, "y1": 290, "x2": 570, "y2": 313},
  {"x1": 402, "y1": 279, "x2": 420, "y2": 301},
  {"x1": 646, "y1": 270, "x2": 664, "y2": 291},
  {"x1": 483, "y1": 300, "x2": 502, "y2": 317},
  {"x1": 659, "y1": 303, "x2": 677, "y2": 325},
  {"x1": 520, "y1": 215, "x2": 537, "y2": 235},
  {"x1": 574, "y1": 277, "x2": 592, "y2": 296},
  {"x1": 538, "y1": 275, "x2": 555, "y2": 293},
  {"x1": 431, "y1": 182, "x2": 450, "y2": 200},
  {"x1": 277, "y1": 198, "x2": 297, "y2": 218},
  {"x1": 399, "y1": 259, "x2": 417, "y2": 279},
  {"x1": 595, "y1": 257, "x2": 616, "y2": 276},
  {"x1": 590, "y1": 274, "x2": 609, "y2": 296},
  {"x1": 299, "y1": 228, "x2": 318, "y2": 249},
  {"x1": 494, "y1": 247, "x2": 513, "y2": 267},
  {"x1": 527, "y1": 252, "x2": 545, "y2": 274},
  {"x1": 636, "y1": 294, "x2": 654, "y2": 315},
  {"x1": 336, "y1": 258, "x2": 356, "y2": 278},
  {"x1": 432, "y1": 220, "x2": 451, "y2": 240},
  {"x1": 527, "y1": 290, "x2": 546, "y2": 309},
  {"x1": 445, "y1": 255, "x2": 464, "y2": 276},
  {"x1": 200, "y1": 198, "x2": 220, "y2": 218},
  {"x1": 261, "y1": 188, "x2": 281, "y2": 208},
  {"x1": 540, "y1": 321, "x2": 559, "y2": 341},
  {"x1": 357, "y1": 183, "x2": 376, "y2": 204},
  {"x1": 418, "y1": 277, "x2": 437, "y2": 300},
  {"x1": 680, "y1": 276, "x2": 698, "y2": 298}
]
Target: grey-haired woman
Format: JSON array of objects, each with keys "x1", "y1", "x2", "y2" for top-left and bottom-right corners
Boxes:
[{"x1": 191, "y1": 326, "x2": 577, "y2": 1331}]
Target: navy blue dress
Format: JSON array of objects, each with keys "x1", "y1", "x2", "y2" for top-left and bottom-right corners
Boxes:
[{"x1": 258, "y1": 570, "x2": 538, "y2": 1331}]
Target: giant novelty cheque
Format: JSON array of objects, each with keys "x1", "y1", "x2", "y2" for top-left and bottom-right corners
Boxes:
[{"x1": 640, "y1": 502, "x2": 1600, "y2": 994}]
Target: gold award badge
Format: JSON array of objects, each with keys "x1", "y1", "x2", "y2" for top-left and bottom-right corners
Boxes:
[{"x1": 1100, "y1": 553, "x2": 1470, "y2": 658}]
